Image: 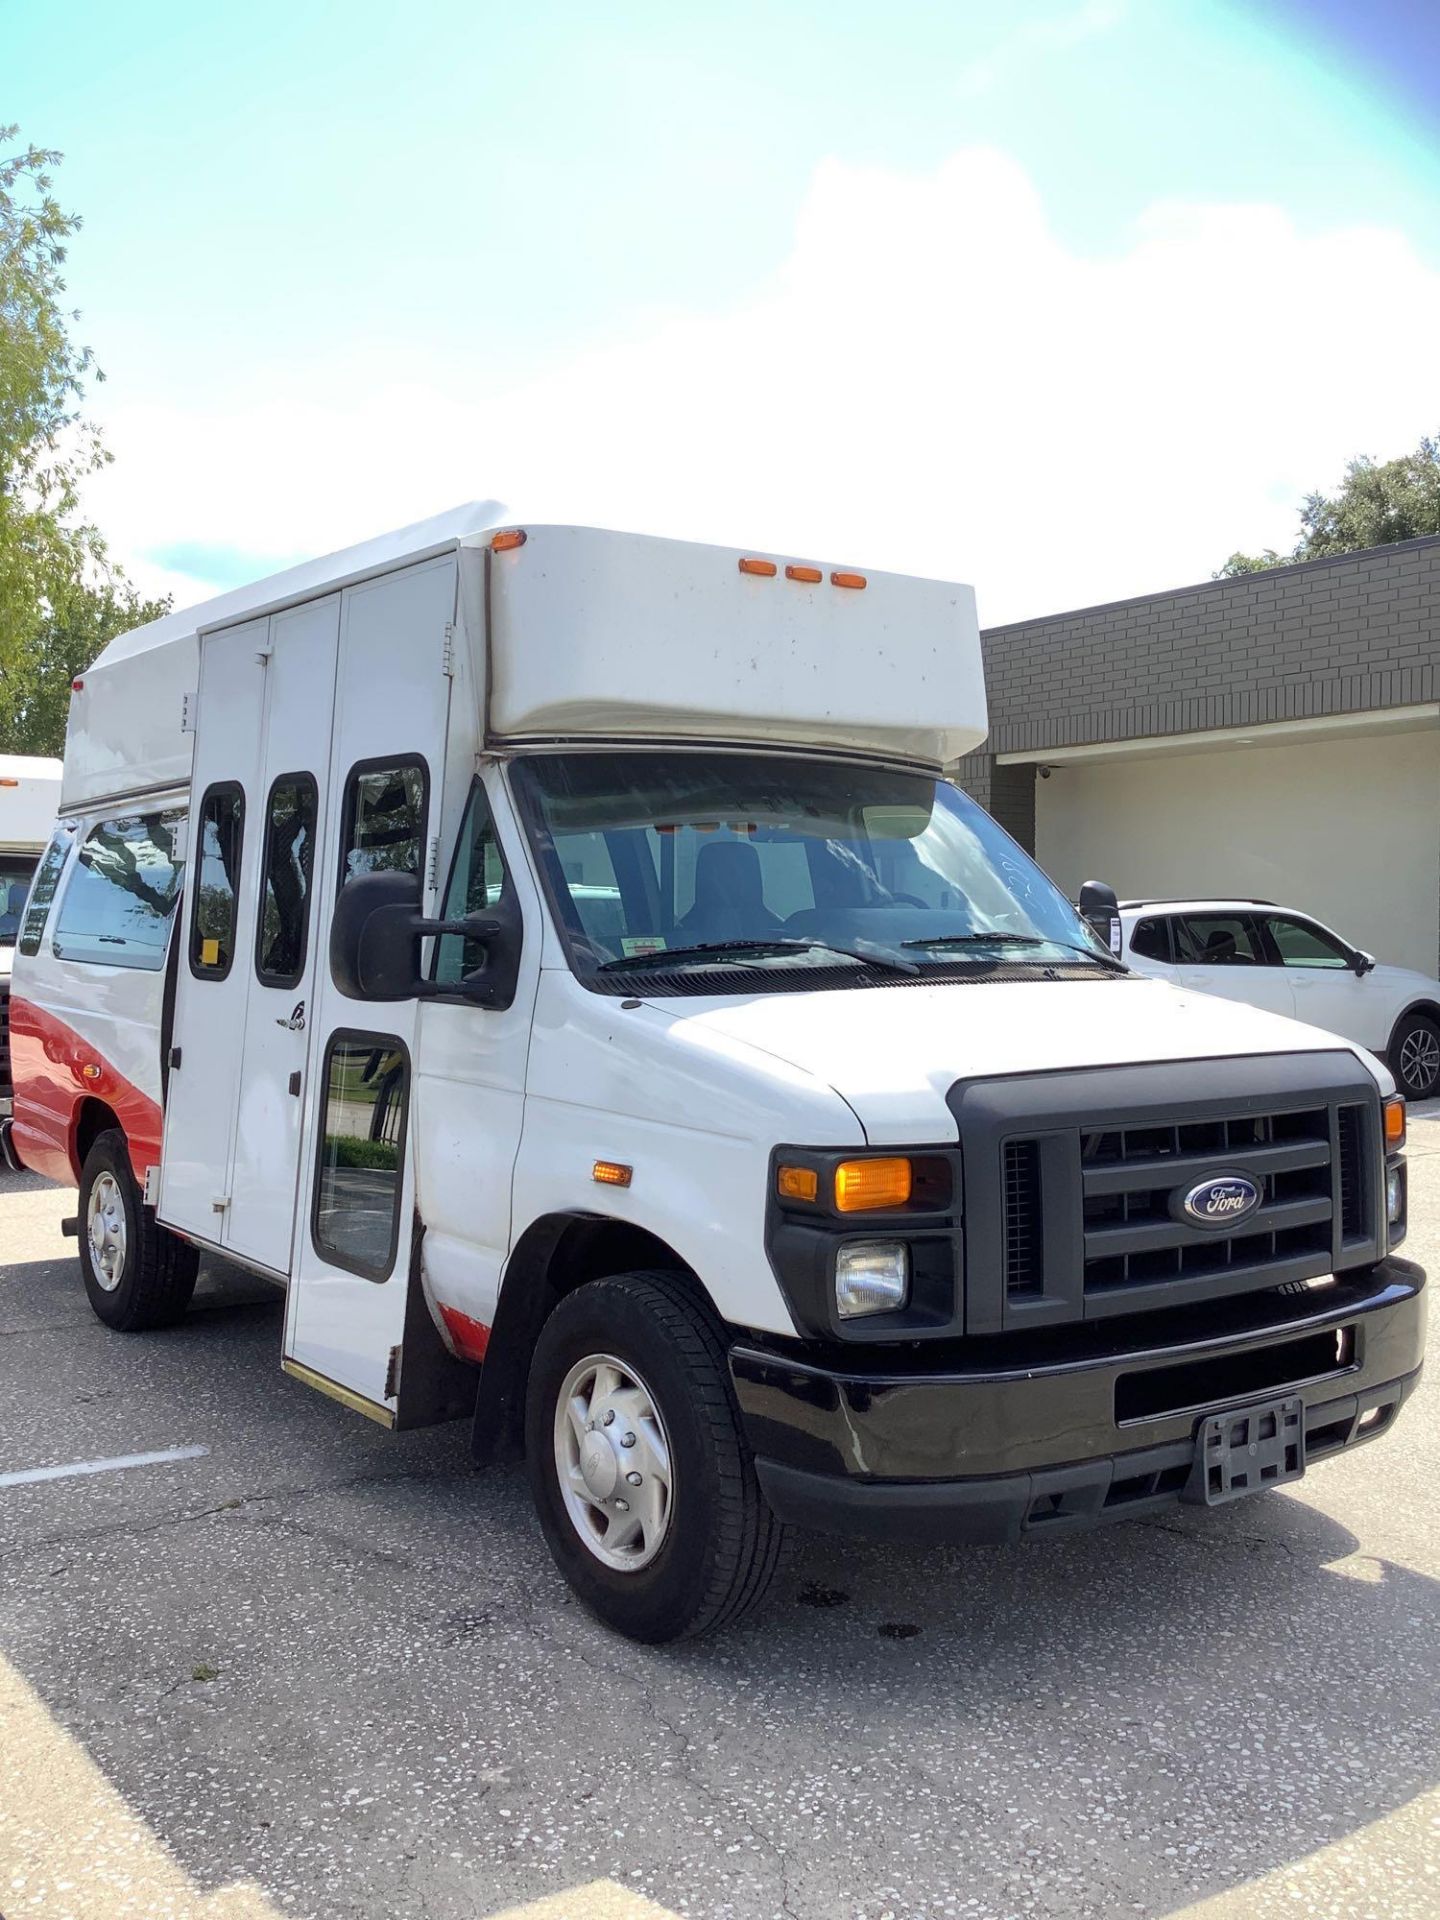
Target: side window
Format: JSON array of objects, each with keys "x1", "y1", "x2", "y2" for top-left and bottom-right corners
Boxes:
[
  {"x1": 1128, "y1": 916, "x2": 1172, "y2": 962},
  {"x1": 1174, "y1": 913, "x2": 1264, "y2": 967},
  {"x1": 339, "y1": 761, "x2": 426, "y2": 882},
  {"x1": 189, "y1": 784, "x2": 245, "y2": 978},
  {"x1": 17, "y1": 826, "x2": 75, "y2": 956},
  {"x1": 312, "y1": 1033, "x2": 409, "y2": 1280},
  {"x1": 435, "y1": 785, "x2": 508, "y2": 985},
  {"x1": 1265, "y1": 915, "x2": 1352, "y2": 969},
  {"x1": 52, "y1": 809, "x2": 184, "y2": 970},
  {"x1": 256, "y1": 775, "x2": 319, "y2": 987}
]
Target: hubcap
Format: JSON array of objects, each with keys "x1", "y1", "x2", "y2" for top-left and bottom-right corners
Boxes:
[
  {"x1": 86, "y1": 1172, "x2": 127, "y2": 1293},
  {"x1": 1400, "y1": 1026, "x2": 1440, "y2": 1095},
  {"x1": 554, "y1": 1353, "x2": 673, "y2": 1571}
]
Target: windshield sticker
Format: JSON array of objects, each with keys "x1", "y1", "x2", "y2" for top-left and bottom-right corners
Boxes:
[{"x1": 621, "y1": 936, "x2": 668, "y2": 957}]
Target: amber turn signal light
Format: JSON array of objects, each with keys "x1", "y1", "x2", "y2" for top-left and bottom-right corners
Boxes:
[
  {"x1": 1384, "y1": 1096, "x2": 1406, "y2": 1150},
  {"x1": 834, "y1": 1157, "x2": 912, "y2": 1212},
  {"x1": 492, "y1": 528, "x2": 527, "y2": 551},
  {"x1": 776, "y1": 1165, "x2": 819, "y2": 1203},
  {"x1": 592, "y1": 1160, "x2": 633, "y2": 1188}
]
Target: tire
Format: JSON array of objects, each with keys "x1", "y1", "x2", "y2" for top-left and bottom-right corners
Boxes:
[
  {"x1": 1390, "y1": 1011, "x2": 1440, "y2": 1102},
  {"x1": 524, "y1": 1270, "x2": 787, "y2": 1643},
  {"x1": 78, "y1": 1130, "x2": 200, "y2": 1331}
]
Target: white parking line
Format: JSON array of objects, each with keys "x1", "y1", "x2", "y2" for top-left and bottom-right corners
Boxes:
[{"x1": 0, "y1": 1444, "x2": 209, "y2": 1489}]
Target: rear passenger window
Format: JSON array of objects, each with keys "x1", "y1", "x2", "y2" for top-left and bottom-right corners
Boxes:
[
  {"x1": 18, "y1": 825, "x2": 75, "y2": 956},
  {"x1": 257, "y1": 775, "x2": 318, "y2": 987},
  {"x1": 1174, "y1": 914, "x2": 1264, "y2": 966},
  {"x1": 52, "y1": 810, "x2": 185, "y2": 971},
  {"x1": 1128, "y1": 917, "x2": 1171, "y2": 962},
  {"x1": 340, "y1": 761, "x2": 426, "y2": 882},
  {"x1": 190, "y1": 784, "x2": 245, "y2": 978}
]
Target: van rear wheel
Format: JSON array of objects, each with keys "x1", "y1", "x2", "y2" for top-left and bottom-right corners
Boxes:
[
  {"x1": 78, "y1": 1130, "x2": 199, "y2": 1331},
  {"x1": 524, "y1": 1270, "x2": 787, "y2": 1642}
]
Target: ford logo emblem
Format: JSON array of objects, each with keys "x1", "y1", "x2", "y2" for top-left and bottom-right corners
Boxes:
[{"x1": 1175, "y1": 1174, "x2": 1262, "y2": 1229}]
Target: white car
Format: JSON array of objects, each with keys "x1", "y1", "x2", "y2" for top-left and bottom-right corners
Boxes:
[{"x1": 1119, "y1": 898, "x2": 1440, "y2": 1101}]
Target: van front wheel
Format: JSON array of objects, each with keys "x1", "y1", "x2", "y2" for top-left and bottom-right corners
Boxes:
[
  {"x1": 524, "y1": 1271, "x2": 786, "y2": 1642},
  {"x1": 78, "y1": 1130, "x2": 199, "y2": 1331}
]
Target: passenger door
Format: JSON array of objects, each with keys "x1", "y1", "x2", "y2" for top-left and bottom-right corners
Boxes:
[
  {"x1": 283, "y1": 557, "x2": 458, "y2": 1418},
  {"x1": 1261, "y1": 912, "x2": 1385, "y2": 1049},
  {"x1": 222, "y1": 596, "x2": 340, "y2": 1272},
  {"x1": 158, "y1": 622, "x2": 266, "y2": 1236},
  {"x1": 1172, "y1": 911, "x2": 1298, "y2": 1021}
]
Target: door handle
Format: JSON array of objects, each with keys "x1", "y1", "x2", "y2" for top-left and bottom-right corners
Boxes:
[{"x1": 288, "y1": 1071, "x2": 302, "y2": 1097}]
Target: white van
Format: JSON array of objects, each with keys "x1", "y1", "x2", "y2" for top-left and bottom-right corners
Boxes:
[
  {"x1": 8, "y1": 507, "x2": 1425, "y2": 1642},
  {"x1": 1, "y1": 754, "x2": 64, "y2": 1127}
]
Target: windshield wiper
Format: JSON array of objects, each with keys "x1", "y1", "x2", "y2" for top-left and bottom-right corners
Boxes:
[
  {"x1": 597, "y1": 937, "x2": 919, "y2": 976},
  {"x1": 900, "y1": 931, "x2": 1127, "y2": 973}
]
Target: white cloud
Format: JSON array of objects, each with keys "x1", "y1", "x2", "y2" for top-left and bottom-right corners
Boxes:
[{"x1": 87, "y1": 147, "x2": 1440, "y2": 626}]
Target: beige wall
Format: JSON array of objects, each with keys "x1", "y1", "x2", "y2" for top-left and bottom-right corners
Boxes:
[{"x1": 1034, "y1": 726, "x2": 1440, "y2": 976}]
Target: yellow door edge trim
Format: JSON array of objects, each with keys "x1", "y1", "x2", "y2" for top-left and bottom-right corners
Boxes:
[{"x1": 282, "y1": 1358, "x2": 396, "y2": 1428}]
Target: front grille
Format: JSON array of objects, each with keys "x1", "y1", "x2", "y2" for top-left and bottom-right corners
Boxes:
[
  {"x1": 1080, "y1": 1105, "x2": 1333, "y2": 1298},
  {"x1": 1003, "y1": 1140, "x2": 1043, "y2": 1297},
  {"x1": 953, "y1": 1053, "x2": 1385, "y2": 1334}
]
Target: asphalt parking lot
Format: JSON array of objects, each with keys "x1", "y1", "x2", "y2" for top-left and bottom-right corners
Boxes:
[{"x1": 2, "y1": 1110, "x2": 1437, "y2": 1920}]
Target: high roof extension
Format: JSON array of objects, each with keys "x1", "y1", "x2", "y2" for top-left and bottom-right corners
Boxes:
[{"x1": 63, "y1": 505, "x2": 986, "y2": 812}]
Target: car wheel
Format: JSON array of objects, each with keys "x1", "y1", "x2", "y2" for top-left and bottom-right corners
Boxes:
[
  {"x1": 524, "y1": 1269, "x2": 787, "y2": 1643},
  {"x1": 1390, "y1": 1012, "x2": 1440, "y2": 1101},
  {"x1": 78, "y1": 1130, "x2": 200, "y2": 1330}
]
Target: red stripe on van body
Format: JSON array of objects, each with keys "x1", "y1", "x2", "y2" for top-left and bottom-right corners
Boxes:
[
  {"x1": 8, "y1": 995, "x2": 163, "y2": 1185},
  {"x1": 438, "y1": 1305, "x2": 491, "y2": 1364}
]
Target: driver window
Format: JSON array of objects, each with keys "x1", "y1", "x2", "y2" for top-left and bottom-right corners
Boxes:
[
  {"x1": 435, "y1": 785, "x2": 508, "y2": 985},
  {"x1": 1174, "y1": 913, "x2": 1265, "y2": 966},
  {"x1": 1265, "y1": 916, "x2": 1352, "y2": 969}
]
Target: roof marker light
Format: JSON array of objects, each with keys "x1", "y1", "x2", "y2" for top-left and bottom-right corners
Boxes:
[
  {"x1": 72, "y1": 678, "x2": 85, "y2": 691},
  {"x1": 491, "y1": 529, "x2": 527, "y2": 551},
  {"x1": 831, "y1": 570, "x2": 867, "y2": 590},
  {"x1": 785, "y1": 565, "x2": 822, "y2": 584},
  {"x1": 738, "y1": 557, "x2": 777, "y2": 577}
]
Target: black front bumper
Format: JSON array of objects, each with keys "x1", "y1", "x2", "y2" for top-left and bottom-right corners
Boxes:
[{"x1": 732, "y1": 1256, "x2": 1426, "y2": 1545}]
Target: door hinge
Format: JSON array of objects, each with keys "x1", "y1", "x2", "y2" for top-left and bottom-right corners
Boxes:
[
  {"x1": 169, "y1": 1045, "x2": 183, "y2": 1070},
  {"x1": 180, "y1": 690, "x2": 197, "y2": 733},
  {"x1": 211, "y1": 1194, "x2": 231, "y2": 1214},
  {"x1": 426, "y1": 834, "x2": 441, "y2": 891},
  {"x1": 255, "y1": 638, "x2": 274, "y2": 664},
  {"x1": 384, "y1": 1344, "x2": 402, "y2": 1400},
  {"x1": 288, "y1": 1070, "x2": 302, "y2": 1097},
  {"x1": 441, "y1": 621, "x2": 457, "y2": 677},
  {"x1": 143, "y1": 1165, "x2": 161, "y2": 1206}
]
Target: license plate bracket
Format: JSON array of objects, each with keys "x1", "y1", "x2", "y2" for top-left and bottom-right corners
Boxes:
[{"x1": 1186, "y1": 1395, "x2": 1306, "y2": 1506}]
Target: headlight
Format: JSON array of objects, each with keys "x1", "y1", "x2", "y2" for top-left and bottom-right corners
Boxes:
[
  {"x1": 1387, "y1": 1162, "x2": 1405, "y2": 1226},
  {"x1": 835, "y1": 1241, "x2": 909, "y2": 1319}
]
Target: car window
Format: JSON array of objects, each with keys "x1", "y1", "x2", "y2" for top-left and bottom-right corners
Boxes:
[
  {"x1": 1265, "y1": 915, "x2": 1352, "y2": 970},
  {"x1": 189, "y1": 783, "x2": 245, "y2": 979},
  {"x1": 1173, "y1": 913, "x2": 1265, "y2": 967},
  {"x1": 52, "y1": 810, "x2": 185, "y2": 970},
  {"x1": 1127, "y1": 916, "x2": 1171, "y2": 962},
  {"x1": 434, "y1": 784, "x2": 509, "y2": 985},
  {"x1": 339, "y1": 761, "x2": 426, "y2": 882},
  {"x1": 16, "y1": 825, "x2": 75, "y2": 955}
]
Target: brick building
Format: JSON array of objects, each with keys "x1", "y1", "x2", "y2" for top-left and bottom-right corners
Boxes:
[{"x1": 957, "y1": 534, "x2": 1440, "y2": 974}]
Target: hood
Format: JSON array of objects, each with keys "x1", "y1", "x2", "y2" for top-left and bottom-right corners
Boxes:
[{"x1": 648, "y1": 975, "x2": 1386, "y2": 1145}]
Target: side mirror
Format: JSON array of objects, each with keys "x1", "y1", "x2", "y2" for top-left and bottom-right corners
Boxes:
[
  {"x1": 1353, "y1": 949, "x2": 1376, "y2": 976},
  {"x1": 1078, "y1": 879, "x2": 1122, "y2": 958},
  {"x1": 330, "y1": 869, "x2": 522, "y2": 1008}
]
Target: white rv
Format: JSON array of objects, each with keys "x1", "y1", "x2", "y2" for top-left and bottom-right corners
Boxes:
[
  {"x1": 1, "y1": 754, "x2": 64, "y2": 1124},
  {"x1": 7, "y1": 507, "x2": 1425, "y2": 1642}
]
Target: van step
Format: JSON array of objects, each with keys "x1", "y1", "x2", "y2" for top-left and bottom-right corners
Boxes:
[{"x1": 61, "y1": 1216, "x2": 79, "y2": 1238}]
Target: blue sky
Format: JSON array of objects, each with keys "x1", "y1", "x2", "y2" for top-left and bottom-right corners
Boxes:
[{"x1": 8, "y1": 0, "x2": 1440, "y2": 619}]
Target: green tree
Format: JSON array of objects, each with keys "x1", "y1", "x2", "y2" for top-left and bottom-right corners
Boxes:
[
  {"x1": 1218, "y1": 432, "x2": 1440, "y2": 576},
  {"x1": 3, "y1": 573, "x2": 170, "y2": 754},
  {"x1": 0, "y1": 126, "x2": 163, "y2": 751}
]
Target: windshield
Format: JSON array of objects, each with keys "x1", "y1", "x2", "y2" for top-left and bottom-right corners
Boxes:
[
  {"x1": 0, "y1": 854, "x2": 39, "y2": 948},
  {"x1": 512, "y1": 751, "x2": 1116, "y2": 992}
]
